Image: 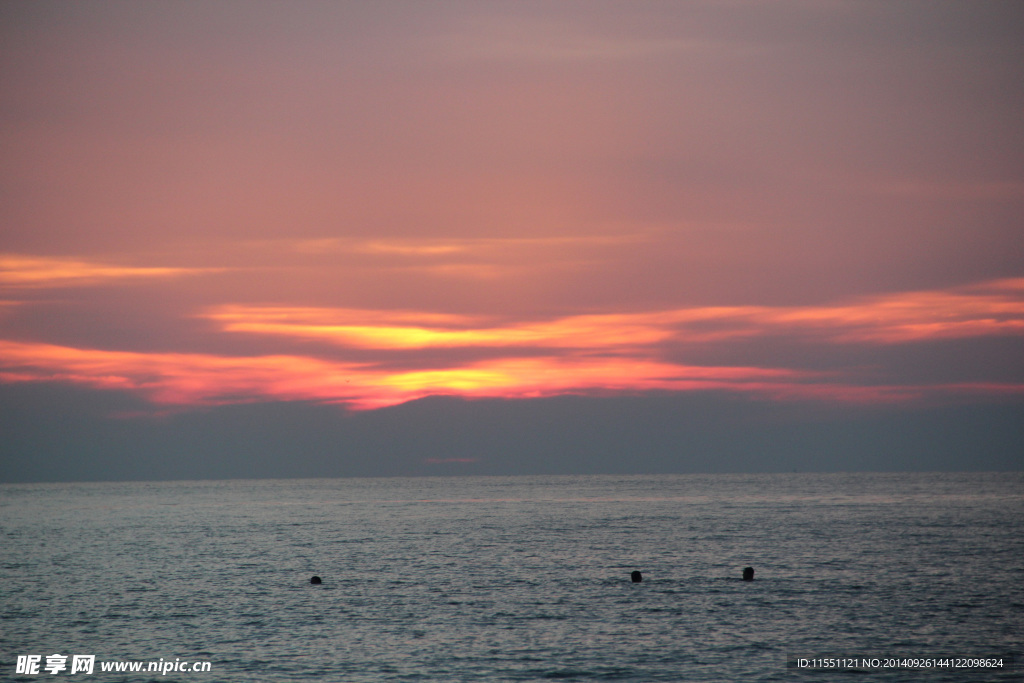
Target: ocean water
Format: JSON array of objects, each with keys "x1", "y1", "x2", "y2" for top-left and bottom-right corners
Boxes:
[{"x1": 1, "y1": 472, "x2": 1022, "y2": 682}]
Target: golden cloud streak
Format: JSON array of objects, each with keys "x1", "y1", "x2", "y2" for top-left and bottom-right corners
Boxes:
[
  {"x1": 0, "y1": 254, "x2": 215, "y2": 288},
  {"x1": 0, "y1": 339, "x2": 894, "y2": 411},
  {"x1": 0, "y1": 340, "x2": 366, "y2": 405},
  {"x1": 3, "y1": 339, "x2": 1021, "y2": 411},
  {"x1": 758, "y1": 280, "x2": 1024, "y2": 343},
  {"x1": 206, "y1": 307, "x2": 676, "y2": 349},
  {"x1": 205, "y1": 279, "x2": 1024, "y2": 351},
  {"x1": 286, "y1": 234, "x2": 648, "y2": 257},
  {"x1": 1, "y1": 279, "x2": 1021, "y2": 411}
]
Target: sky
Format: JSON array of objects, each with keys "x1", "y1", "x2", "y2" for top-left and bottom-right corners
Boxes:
[{"x1": 1, "y1": 1, "x2": 1022, "y2": 482}]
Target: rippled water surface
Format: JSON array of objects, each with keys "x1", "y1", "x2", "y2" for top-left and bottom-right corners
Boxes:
[{"x1": 2, "y1": 473, "x2": 1022, "y2": 681}]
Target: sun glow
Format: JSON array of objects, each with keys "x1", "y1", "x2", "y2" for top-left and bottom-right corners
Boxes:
[
  {"x1": 2, "y1": 279, "x2": 1022, "y2": 411},
  {"x1": 204, "y1": 279, "x2": 1024, "y2": 352},
  {"x1": 0, "y1": 339, "x2": 827, "y2": 410}
]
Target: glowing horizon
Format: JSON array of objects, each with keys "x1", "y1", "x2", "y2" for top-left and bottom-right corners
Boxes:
[
  {"x1": 1, "y1": 275, "x2": 1022, "y2": 411},
  {"x1": 1, "y1": 0, "x2": 1021, "y2": 479}
]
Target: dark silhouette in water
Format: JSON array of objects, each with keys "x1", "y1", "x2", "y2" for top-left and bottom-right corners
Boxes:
[
  {"x1": 742, "y1": 567, "x2": 754, "y2": 581},
  {"x1": 310, "y1": 575, "x2": 322, "y2": 585},
  {"x1": 631, "y1": 570, "x2": 643, "y2": 583}
]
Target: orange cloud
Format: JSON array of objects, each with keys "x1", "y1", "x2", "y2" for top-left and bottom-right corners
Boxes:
[
  {"x1": 205, "y1": 306, "x2": 676, "y2": 350},
  {"x1": 2, "y1": 338, "x2": 1021, "y2": 412},
  {"x1": 0, "y1": 338, "x2": 868, "y2": 411},
  {"x1": 204, "y1": 279, "x2": 1024, "y2": 352},
  {"x1": 655, "y1": 279, "x2": 1024, "y2": 345},
  {"x1": 758, "y1": 279, "x2": 1024, "y2": 343},
  {"x1": 2, "y1": 279, "x2": 1021, "y2": 412},
  {"x1": 0, "y1": 340, "x2": 367, "y2": 405},
  {"x1": 0, "y1": 254, "x2": 216, "y2": 288}
]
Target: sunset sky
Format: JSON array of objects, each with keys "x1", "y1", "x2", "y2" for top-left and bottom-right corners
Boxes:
[{"x1": 2, "y1": 1, "x2": 1022, "y2": 481}]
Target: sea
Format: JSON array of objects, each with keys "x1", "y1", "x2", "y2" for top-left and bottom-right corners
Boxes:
[{"x1": 1, "y1": 472, "x2": 1021, "y2": 682}]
